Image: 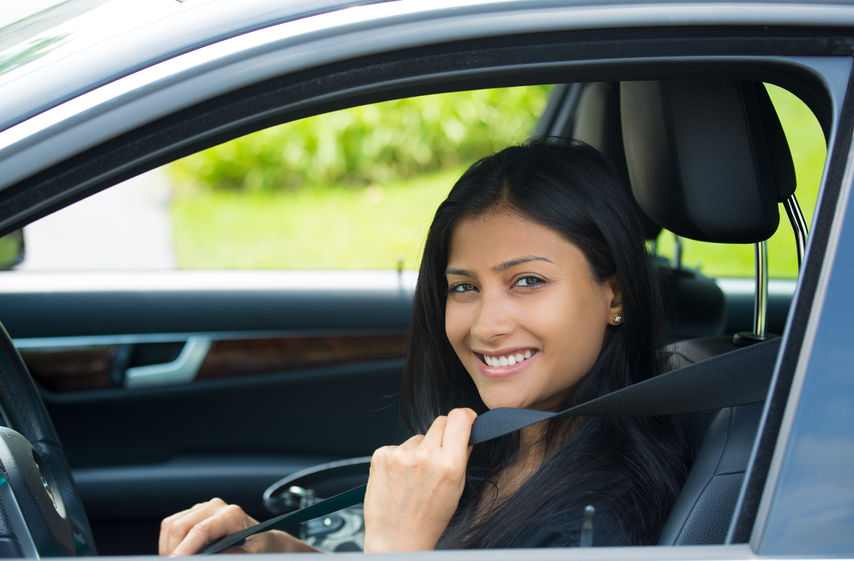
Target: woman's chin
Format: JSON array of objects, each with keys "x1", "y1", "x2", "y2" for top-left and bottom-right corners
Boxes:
[
  {"x1": 482, "y1": 395, "x2": 565, "y2": 412},
  {"x1": 483, "y1": 397, "x2": 529, "y2": 410}
]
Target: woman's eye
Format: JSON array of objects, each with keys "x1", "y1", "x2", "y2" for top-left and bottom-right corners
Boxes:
[
  {"x1": 515, "y1": 276, "x2": 544, "y2": 288},
  {"x1": 448, "y1": 282, "x2": 476, "y2": 294}
]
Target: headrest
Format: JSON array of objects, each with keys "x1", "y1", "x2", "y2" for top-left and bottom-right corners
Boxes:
[
  {"x1": 620, "y1": 80, "x2": 795, "y2": 243},
  {"x1": 572, "y1": 82, "x2": 662, "y2": 240}
]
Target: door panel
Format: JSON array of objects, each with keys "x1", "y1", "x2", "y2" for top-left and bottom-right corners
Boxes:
[{"x1": 0, "y1": 271, "x2": 413, "y2": 554}]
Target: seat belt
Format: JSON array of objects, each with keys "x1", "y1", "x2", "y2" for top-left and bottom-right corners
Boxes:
[{"x1": 199, "y1": 337, "x2": 780, "y2": 554}]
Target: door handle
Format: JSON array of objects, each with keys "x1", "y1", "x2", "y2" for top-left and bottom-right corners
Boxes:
[{"x1": 124, "y1": 337, "x2": 211, "y2": 388}]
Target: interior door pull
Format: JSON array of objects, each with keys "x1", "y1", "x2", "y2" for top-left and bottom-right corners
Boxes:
[{"x1": 124, "y1": 337, "x2": 211, "y2": 388}]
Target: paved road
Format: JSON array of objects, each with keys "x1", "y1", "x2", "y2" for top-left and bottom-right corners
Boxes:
[{"x1": 18, "y1": 168, "x2": 176, "y2": 270}]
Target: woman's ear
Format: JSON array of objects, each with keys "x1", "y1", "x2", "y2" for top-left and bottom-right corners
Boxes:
[{"x1": 607, "y1": 275, "x2": 624, "y2": 326}]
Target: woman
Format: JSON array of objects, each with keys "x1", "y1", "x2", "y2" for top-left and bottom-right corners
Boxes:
[{"x1": 159, "y1": 141, "x2": 690, "y2": 555}]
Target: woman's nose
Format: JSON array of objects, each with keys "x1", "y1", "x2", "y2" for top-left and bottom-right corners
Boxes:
[{"x1": 470, "y1": 293, "x2": 513, "y2": 341}]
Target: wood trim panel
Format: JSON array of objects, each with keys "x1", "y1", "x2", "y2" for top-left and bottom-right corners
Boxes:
[
  {"x1": 195, "y1": 333, "x2": 407, "y2": 381},
  {"x1": 21, "y1": 345, "x2": 118, "y2": 392},
  {"x1": 20, "y1": 332, "x2": 407, "y2": 391}
]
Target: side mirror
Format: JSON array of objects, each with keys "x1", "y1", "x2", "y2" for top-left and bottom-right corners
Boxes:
[{"x1": 0, "y1": 230, "x2": 25, "y2": 270}]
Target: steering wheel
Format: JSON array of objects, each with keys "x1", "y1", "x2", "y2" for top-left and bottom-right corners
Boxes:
[{"x1": 0, "y1": 321, "x2": 96, "y2": 557}]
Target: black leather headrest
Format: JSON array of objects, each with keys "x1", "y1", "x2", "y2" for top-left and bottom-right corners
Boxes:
[
  {"x1": 620, "y1": 80, "x2": 795, "y2": 243},
  {"x1": 572, "y1": 82, "x2": 662, "y2": 240}
]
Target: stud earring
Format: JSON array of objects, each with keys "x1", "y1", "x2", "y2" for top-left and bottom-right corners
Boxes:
[{"x1": 613, "y1": 314, "x2": 623, "y2": 324}]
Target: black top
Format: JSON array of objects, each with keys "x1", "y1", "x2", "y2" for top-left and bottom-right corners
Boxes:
[{"x1": 503, "y1": 507, "x2": 632, "y2": 548}]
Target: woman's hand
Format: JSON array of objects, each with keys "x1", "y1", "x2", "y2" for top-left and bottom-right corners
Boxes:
[
  {"x1": 363, "y1": 407, "x2": 477, "y2": 552},
  {"x1": 159, "y1": 498, "x2": 317, "y2": 556}
]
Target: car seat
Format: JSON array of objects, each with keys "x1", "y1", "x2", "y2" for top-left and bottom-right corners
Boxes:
[{"x1": 618, "y1": 78, "x2": 799, "y2": 544}]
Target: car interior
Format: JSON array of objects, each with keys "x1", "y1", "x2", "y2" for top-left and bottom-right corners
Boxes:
[{"x1": 0, "y1": 26, "x2": 833, "y2": 555}]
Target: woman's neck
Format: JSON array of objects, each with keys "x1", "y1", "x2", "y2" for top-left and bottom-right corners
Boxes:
[
  {"x1": 496, "y1": 418, "x2": 579, "y2": 496},
  {"x1": 474, "y1": 419, "x2": 577, "y2": 522},
  {"x1": 518, "y1": 423, "x2": 547, "y2": 455},
  {"x1": 489, "y1": 425, "x2": 548, "y2": 500}
]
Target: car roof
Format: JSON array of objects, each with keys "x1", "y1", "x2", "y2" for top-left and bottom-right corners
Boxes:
[
  {"x1": 4, "y1": 0, "x2": 854, "y2": 134},
  {"x1": 0, "y1": 0, "x2": 384, "y2": 132}
]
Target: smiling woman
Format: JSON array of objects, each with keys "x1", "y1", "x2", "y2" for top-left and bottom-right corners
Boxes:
[{"x1": 402, "y1": 141, "x2": 689, "y2": 549}]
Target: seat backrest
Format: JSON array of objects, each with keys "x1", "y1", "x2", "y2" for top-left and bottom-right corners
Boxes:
[
  {"x1": 658, "y1": 402, "x2": 764, "y2": 544},
  {"x1": 658, "y1": 336, "x2": 766, "y2": 544},
  {"x1": 619, "y1": 79, "x2": 795, "y2": 545}
]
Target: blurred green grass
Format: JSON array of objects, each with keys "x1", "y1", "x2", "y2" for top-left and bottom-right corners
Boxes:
[
  {"x1": 171, "y1": 168, "x2": 459, "y2": 270},
  {"x1": 169, "y1": 84, "x2": 826, "y2": 276}
]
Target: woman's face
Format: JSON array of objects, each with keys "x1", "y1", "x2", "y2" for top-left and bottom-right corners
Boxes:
[{"x1": 444, "y1": 208, "x2": 622, "y2": 411}]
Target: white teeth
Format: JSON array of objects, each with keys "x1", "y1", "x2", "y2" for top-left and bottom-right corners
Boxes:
[{"x1": 482, "y1": 351, "x2": 535, "y2": 368}]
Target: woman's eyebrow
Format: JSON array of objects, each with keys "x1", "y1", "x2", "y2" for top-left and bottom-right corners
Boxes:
[
  {"x1": 446, "y1": 256, "x2": 553, "y2": 276},
  {"x1": 445, "y1": 267, "x2": 472, "y2": 276},
  {"x1": 492, "y1": 255, "x2": 553, "y2": 272}
]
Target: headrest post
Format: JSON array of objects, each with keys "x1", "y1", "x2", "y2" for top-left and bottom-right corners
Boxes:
[
  {"x1": 783, "y1": 194, "x2": 809, "y2": 269},
  {"x1": 753, "y1": 240, "x2": 769, "y2": 339},
  {"x1": 734, "y1": 240, "x2": 770, "y2": 346},
  {"x1": 672, "y1": 234, "x2": 684, "y2": 270}
]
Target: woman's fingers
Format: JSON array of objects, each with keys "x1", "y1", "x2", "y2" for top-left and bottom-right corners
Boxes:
[
  {"x1": 160, "y1": 498, "x2": 224, "y2": 555},
  {"x1": 159, "y1": 499, "x2": 257, "y2": 556},
  {"x1": 421, "y1": 415, "x2": 448, "y2": 447},
  {"x1": 172, "y1": 504, "x2": 255, "y2": 556},
  {"x1": 442, "y1": 408, "x2": 477, "y2": 452},
  {"x1": 362, "y1": 409, "x2": 478, "y2": 552},
  {"x1": 398, "y1": 433, "x2": 425, "y2": 451}
]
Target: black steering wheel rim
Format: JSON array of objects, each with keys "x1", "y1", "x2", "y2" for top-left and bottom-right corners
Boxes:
[{"x1": 0, "y1": 321, "x2": 96, "y2": 556}]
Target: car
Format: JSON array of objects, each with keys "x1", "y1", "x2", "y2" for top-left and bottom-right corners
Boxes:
[{"x1": 0, "y1": 0, "x2": 852, "y2": 559}]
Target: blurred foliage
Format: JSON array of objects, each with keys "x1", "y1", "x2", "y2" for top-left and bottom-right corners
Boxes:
[
  {"x1": 169, "y1": 86, "x2": 552, "y2": 192},
  {"x1": 0, "y1": 230, "x2": 25, "y2": 270},
  {"x1": 0, "y1": 35, "x2": 66, "y2": 76},
  {"x1": 171, "y1": 169, "x2": 459, "y2": 270}
]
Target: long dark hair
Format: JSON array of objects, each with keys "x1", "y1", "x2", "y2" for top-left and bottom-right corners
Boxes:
[{"x1": 400, "y1": 140, "x2": 690, "y2": 547}]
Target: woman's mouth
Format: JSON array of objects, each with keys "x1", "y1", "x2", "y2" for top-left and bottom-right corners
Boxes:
[
  {"x1": 479, "y1": 350, "x2": 535, "y2": 368},
  {"x1": 475, "y1": 349, "x2": 539, "y2": 378}
]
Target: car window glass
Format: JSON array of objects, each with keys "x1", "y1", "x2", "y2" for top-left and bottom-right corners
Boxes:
[
  {"x1": 12, "y1": 86, "x2": 552, "y2": 272},
  {"x1": 652, "y1": 83, "x2": 826, "y2": 279}
]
